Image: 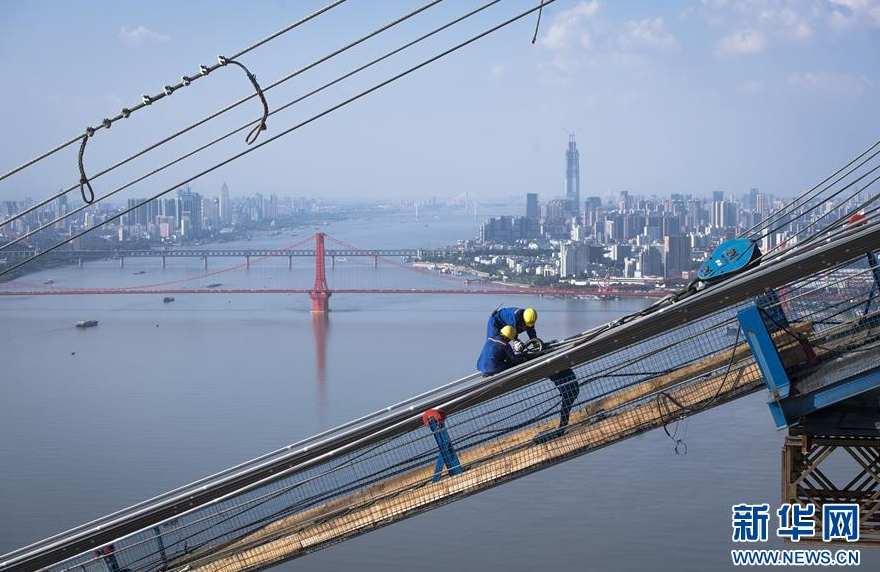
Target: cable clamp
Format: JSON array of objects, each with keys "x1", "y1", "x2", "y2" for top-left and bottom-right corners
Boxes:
[
  {"x1": 121, "y1": 108, "x2": 131, "y2": 118},
  {"x1": 199, "y1": 65, "x2": 210, "y2": 76},
  {"x1": 142, "y1": 94, "x2": 153, "y2": 105},
  {"x1": 164, "y1": 85, "x2": 175, "y2": 96},
  {"x1": 102, "y1": 119, "x2": 112, "y2": 129},
  {"x1": 181, "y1": 75, "x2": 191, "y2": 86}
]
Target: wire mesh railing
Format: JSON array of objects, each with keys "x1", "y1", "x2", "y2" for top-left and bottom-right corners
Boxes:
[{"x1": 7, "y1": 227, "x2": 878, "y2": 572}]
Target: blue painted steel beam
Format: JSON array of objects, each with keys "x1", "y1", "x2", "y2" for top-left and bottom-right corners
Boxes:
[
  {"x1": 738, "y1": 303, "x2": 880, "y2": 429},
  {"x1": 773, "y1": 366, "x2": 880, "y2": 427}
]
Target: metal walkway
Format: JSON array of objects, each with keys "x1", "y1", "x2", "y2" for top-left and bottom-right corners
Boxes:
[{"x1": 3, "y1": 222, "x2": 880, "y2": 572}]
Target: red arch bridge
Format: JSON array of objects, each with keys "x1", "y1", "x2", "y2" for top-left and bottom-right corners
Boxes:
[{"x1": 0, "y1": 232, "x2": 670, "y2": 311}]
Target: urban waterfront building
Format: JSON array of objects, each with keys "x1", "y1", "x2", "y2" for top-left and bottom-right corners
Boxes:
[{"x1": 526, "y1": 192, "x2": 539, "y2": 221}]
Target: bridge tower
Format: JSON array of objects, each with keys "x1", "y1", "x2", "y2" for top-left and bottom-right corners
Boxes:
[{"x1": 309, "y1": 232, "x2": 331, "y2": 313}]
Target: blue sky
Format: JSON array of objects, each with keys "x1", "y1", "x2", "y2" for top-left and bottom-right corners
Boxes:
[{"x1": 0, "y1": 0, "x2": 878, "y2": 203}]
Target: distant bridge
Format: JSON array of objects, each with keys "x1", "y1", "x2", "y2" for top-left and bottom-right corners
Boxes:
[{"x1": 0, "y1": 233, "x2": 668, "y2": 305}]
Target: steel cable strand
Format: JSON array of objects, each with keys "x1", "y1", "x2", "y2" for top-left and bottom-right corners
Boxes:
[
  {"x1": 0, "y1": 0, "x2": 455, "y2": 228},
  {"x1": 758, "y1": 307, "x2": 880, "y2": 358},
  {"x1": 657, "y1": 326, "x2": 746, "y2": 429},
  {"x1": 1, "y1": 233, "x2": 318, "y2": 293},
  {"x1": 68, "y1": 432, "x2": 434, "y2": 572},
  {"x1": 765, "y1": 181, "x2": 880, "y2": 265},
  {"x1": 67, "y1": 431, "x2": 436, "y2": 572},
  {"x1": 739, "y1": 137, "x2": 880, "y2": 240},
  {"x1": 0, "y1": 0, "x2": 352, "y2": 185},
  {"x1": 134, "y1": 362, "x2": 691, "y2": 572},
  {"x1": 195, "y1": 359, "x2": 764, "y2": 571},
  {"x1": 128, "y1": 439, "x2": 441, "y2": 572},
  {"x1": 757, "y1": 171, "x2": 880, "y2": 264},
  {"x1": 0, "y1": 0, "x2": 564, "y2": 278},
  {"x1": 0, "y1": 0, "x2": 506, "y2": 245},
  {"x1": 11, "y1": 373, "x2": 492, "y2": 572},
  {"x1": 455, "y1": 311, "x2": 738, "y2": 415}
]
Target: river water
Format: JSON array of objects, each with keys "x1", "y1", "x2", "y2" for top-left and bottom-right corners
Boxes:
[{"x1": 1, "y1": 213, "x2": 876, "y2": 571}]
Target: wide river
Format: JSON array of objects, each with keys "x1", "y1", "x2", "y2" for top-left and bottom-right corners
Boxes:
[{"x1": 1, "y1": 213, "x2": 875, "y2": 571}]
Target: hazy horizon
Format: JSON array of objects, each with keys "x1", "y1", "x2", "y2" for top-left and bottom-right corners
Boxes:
[{"x1": 1, "y1": 0, "x2": 878, "y2": 204}]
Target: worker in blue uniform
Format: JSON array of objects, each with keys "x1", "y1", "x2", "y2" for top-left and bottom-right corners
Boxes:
[
  {"x1": 487, "y1": 307, "x2": 538, "y2": 354},
  {"x1": 477, "y1": 325, "x2": 524, "y2": 375}
]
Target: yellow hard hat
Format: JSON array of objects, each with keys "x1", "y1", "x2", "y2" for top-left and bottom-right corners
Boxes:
[
  {"x1": 500, "y1": 325, "x2": 517, "y2": 340},
  {"x1": 523, "y1": 308, "x2": 537, "y2": 327}
]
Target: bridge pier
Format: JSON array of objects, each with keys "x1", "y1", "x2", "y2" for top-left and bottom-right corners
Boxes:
[
  {"x1": 782, "y1": 425, "x2": 880, "y2": 545},
  {"x1": 78, "y1": 257, "x2": 82, "y2": 268},
  {"x1": 288, "y1": 256, "x2": 293, "y2": 269},
  {"x1": 246, "y1": 255, "x2": 250, "y2": 269},
  {"x1": 331, "y1": 255, "x2": 335, "y2": 269},
  {"x1": 119, "y1": 257, "x2": 124, "y2": 268},
  {"x1": 161, "y1": 256, "x2": 165, "y2": 269},
  {"x1": 203, "y1": 256, "x2": 208, "y2": 269},
  {"x1": 373, "y1": 255, "x2": 378, "y2": 269}
]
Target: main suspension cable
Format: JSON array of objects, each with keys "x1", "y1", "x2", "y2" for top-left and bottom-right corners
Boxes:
[
  {"x1": 1, "y1": 0, "x2": 451, "y2": 227},
  {"x1": 0, "y1": 0, "x2": 561, "y2": 279},
  {"x1": 0, "y1": 0, "x2": 352, "y2": 185},
  {"x1": 0, "y1": 0, "x2": 507, "y2": 251}
]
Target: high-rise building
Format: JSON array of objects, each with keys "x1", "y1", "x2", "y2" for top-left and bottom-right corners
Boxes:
[
  {"x1": 640, "y1": 246, "x2": 664, "y2": 277},
  {"x1": 560, "y1": 242, "x2": 589, "y2": 278},
  {"x1": 54, "y1": 194, "x2": 68, "y2": 230},
  {"x1": 663, "y1": 235, "x2": 692, "y2": 278},
  {"x1": 526, "y1": 193, "x2": 539, "y2": 221},
  {"x1": 178, "y1": 188, "x2": 203, "y2": 237},
  {"x1": 756, "y1": 193, "x2": 769, "y2": 218},
  {"x1": 565, "y1": 133, "x2": 580, "y2": 217},
  {"x1": 220, "y1": 182, "x2": 230, "y2": 224}
]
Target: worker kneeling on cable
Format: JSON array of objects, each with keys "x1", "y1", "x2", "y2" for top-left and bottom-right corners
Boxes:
[
  {"x1": 487, "y1": 307, "x2": 538, "y2": 354},
  {"x1": 477, "y1": 325, "x2": 524, "y2": 376}
]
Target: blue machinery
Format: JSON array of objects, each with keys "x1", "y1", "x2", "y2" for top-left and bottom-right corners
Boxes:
[{"x1": 4, "y1": 223, "x2": 880, "y2": 572}]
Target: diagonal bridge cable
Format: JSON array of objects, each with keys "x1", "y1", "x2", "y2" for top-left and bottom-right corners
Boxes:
[
  {"x1": 1, "y1": 0, "x2": 452, "y2": 226},
  {"x1": 0, "y1": 0, "x2": 508, "y2": 253},
  {"x1": 0, "y1": 0, "x2": 352, "y2": 185},
  {"x1": 738, "y1": 137, "x2": 880, "y2": 240},
  {"x1": 0, "y1": 0, "x2": 563, "y2": 279}
]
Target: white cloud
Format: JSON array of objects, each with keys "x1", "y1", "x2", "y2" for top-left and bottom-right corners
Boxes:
[
  {"x1": 827, "y1": 0, "x2": 880, "y2": 26},
  {"x1": 618, "y1": 17, "x2": 678, "y2": 51},
  {"x1": 538, "y1": 0, "x2": 677, "y2": 73},
  {"x1": 716, "y1": 29, "x2": 766, "y2": 54},
  {"x1": 540, "y1": 0, "x2": 601, "y2": 50},
  {"x1": 787, "y1": 71, "x2": 874, "y2": 96},
  {"x1": 698, "y1": 0, "x2": 880, "y2": 53},
  {"x1": 118, "y1": 25, "x2": 170, "y2": 45}
]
